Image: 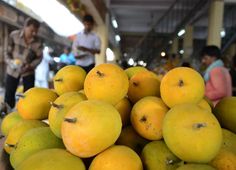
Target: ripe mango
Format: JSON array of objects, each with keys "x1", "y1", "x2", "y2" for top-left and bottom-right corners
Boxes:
[
  {"x1": 1, "y1": 111, "x2": 22, "y2": 136},
  {"x1": 115, "y1": 97, "x2": 132, "y2": 126},
  {"x1": 160, "y1": 67, "x2": 205, "y2": 108},
  {"x1": 221, "y1": 128, "x2": 236, "y2": 154},
  {"x1": 89, "y1": 145, "x2": 143, "y2": 170},
  {"x1": 53, "y1": 65, "x2": 86, "y2": 95},
  {"x1": 16, "y1": 149, "x2": 85, "y2": 170},
  {"x1": 142, "y1": 140, "x2": 181, "y2": 170},
  {"x1": 125, "y1": 66, "x2": 147, "y2": 79},
  {"x1": 4, "y1": 120, "x2": 47, "y2": 154},
  {"x1": 128, "y1": 71, "x2": 160, "y2": 103},
  {"x1": 48, "y1": 91, "x2": 86, "y2": 138},
  {"x1": 214, "y1": 97, "x2": 236, "y2": 133},
  {"x1": 116, "y1": 126, "x2": 149, "y2": 154},
  {"x1": 131, "y1": 96, "x2": 168, "y2": 140},
  {"x1": 61, "y1": 100, "x2": 122, "y2": 158},
  {"x1": 210, "y1": 149, "x2": 236, "y2": 170},
  {"x1": 176, "y1": 164, "x2": 216, "y2": 170},
  {"x1": 10, "y1": 127, "x2": 64, "y2": 168},
  {"x1": 84, "y1": 64, "x2": 129, "y2": 105},
  {"x1": 17, "y1": 87, "x2": 58, "y2": 120},
  {"x1": 163, "y1": 104, "x2": 222, "y2": 163}
]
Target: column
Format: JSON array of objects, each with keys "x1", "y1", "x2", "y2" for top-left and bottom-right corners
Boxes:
[
  {"x1": 183, "y1": 25, "x2": 193, "y2": 60},
  {"x1": 95, "y1": 24, "x2": 108, "y2": 65},
  {"x1": 225, "y1": 43, "x2": 236, "y2": 66},
  {"x1": 171, "y1": 37, "x2": 179, "y2": 54},
  {"x1": 207, "y1": 0, "x2": 224, "y2": 47}
]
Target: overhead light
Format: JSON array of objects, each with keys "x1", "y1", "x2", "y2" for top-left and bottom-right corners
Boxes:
[
  {"x1": 178, "y1": 29, "x2": 185, "y2": 37},
  {"x1": 128, "y1": 58, "x2": 134, "y2": 66},
  {"x1": 106, "y1": 48, "x2": 115, "y2": 61},
  {"x1": 138, "y1": 60, "x2": 147, "y2": 67},
  {"x1": 112, "y1": 18, "x2": 118, "y2": 29},
  {"x1": 161, "y1": 52, "x2": 166, "y2": 57},
  {"x1": 179, "y1": 49, "x2": 184, "y2": 54},
  {"x1": 221, "y1": 29, "x2": 226, "y2": 38},
  {"x1": 169, "y1": 40, "x2": 173, "y2": 44},
  {"x1": 124, "y1": 53, "x2": 127, "y2": 57},
  {"x1": 138, "y1": 60, "x2": 144, "y2": 65},
  {"x1": 115, "y1": 35, "x2": 121, "y2": 42}
]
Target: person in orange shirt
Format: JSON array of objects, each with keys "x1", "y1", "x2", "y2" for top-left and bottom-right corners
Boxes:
[{"x1": 201, "y1": 45, "x2": 232, "y2": 105}]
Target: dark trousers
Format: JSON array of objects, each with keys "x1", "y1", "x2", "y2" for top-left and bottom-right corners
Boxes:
[
  {"x1": 80, "y1": 64, "x2": 95, "y2": 73},
  {"x1": 4, "y1": 74, "x2": 35, "y2": 108}
]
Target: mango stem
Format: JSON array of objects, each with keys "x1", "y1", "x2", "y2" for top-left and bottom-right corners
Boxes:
[
  {"x1": 16, "y1": 94, "x2": 25, "y2": 98},
  {"x1": 54, "y1": 78, "x2": 63, "y2": 82},
  {"x1": 50, "y1": 102, "x2": 63, "y2": 109},
  {"x1": 64, "y1": 117, "x2": 77, "y2": 123},
  {"x1": 96, "y1": 70, "x2": 105, "y2": 77}
]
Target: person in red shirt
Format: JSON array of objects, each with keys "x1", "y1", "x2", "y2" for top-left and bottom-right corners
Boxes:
[{"x1": 201, "y1": 45, "x2": 232, "y2": 105}]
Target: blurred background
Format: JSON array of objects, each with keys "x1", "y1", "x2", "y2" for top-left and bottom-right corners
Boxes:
[{"x1": 0, "y1": 0, "x2": 235, "y2": 89}]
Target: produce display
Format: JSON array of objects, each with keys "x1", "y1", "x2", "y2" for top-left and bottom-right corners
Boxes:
[{"x1": 1, "y1": 64, "x2": 236, "y2": 170}]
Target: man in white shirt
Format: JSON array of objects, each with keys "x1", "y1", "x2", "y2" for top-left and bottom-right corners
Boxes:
[{"x1": 72, "y1": 14, "x2": 101, "y2": 72}]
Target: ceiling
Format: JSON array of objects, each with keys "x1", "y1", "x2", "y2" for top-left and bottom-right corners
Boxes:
[
  {"x1": 110, "y1": 0, "x2": 175, "y2": 33},
  {"x1": 110, "y1": 0, "x2": 176, "y2": 53},
  {"x1": 110, "y1": 0, "x2": 208, "y2": 55},
  {"x1": 109, "y1": 0, "x2": 236, "y2": 60}
]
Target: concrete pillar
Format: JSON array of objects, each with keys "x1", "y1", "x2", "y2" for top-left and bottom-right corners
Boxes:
[
  {"x1": 225, "y1": 43, "x2": 236, "y2": 66},
  {"x1": 113, "y1": 47, "x2": 121, "y2": 60},
  {"x1": 95, "y1": 24, "x2": 108, "y2": 65},
  {"x1": 183, "y1": 25, "x2": 193, "y2": 60},
  {"x1": 171, "y1": 37, "x2": 179, "y2": 54},
  {"x1": 207, "y1": 0, "x2": 224, "y2": 47},
  {"x1": 226, "y1": 44, "x2": 236, "y2": 58}
]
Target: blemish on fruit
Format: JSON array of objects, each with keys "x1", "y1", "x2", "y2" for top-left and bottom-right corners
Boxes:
[{"x1": 192, "y1": 122, "x2": 207, "y2": 129}]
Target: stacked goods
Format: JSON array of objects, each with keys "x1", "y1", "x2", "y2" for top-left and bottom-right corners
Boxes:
[{"x1": 0, "y1": 64, "x2": 236, "y2": 170}]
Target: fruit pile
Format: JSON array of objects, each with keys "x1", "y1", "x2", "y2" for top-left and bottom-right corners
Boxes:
[{"x1": 1, "y1": 64, "x2": 236, "y2": 170}]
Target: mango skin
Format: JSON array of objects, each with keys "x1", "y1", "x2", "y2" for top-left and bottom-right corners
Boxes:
[
  {"x1": 10, "y1": 127, "x2": 64, "y2": 168},
  {"x1": 16, "y1": 149, "x2": 85, "y2": 170},
  {"x1": 214, "y1": 97, "x2": 236, "y2": 133}
]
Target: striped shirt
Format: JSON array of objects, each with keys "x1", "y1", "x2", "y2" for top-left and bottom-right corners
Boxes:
[{"x1": 4, "y1": 29, "x2": 43, "y2": 78}]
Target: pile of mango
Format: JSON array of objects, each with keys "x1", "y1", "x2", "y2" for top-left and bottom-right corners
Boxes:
[{"x1": 1, "y1": 64, "x2": 236, "y2": 170}]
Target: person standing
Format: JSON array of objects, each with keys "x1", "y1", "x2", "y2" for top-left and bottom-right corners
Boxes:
[
  {"x1": 35, "y1": 47, "x2": 53, "y2": 88},
  {"x1": 72, "y1": 14, "x2": 101, "y2": 73},
  {"x1": 201, "y1": 45, "x2": 232, "y2": 105},
  {"x1": 59, "y1": 47, "x2": 76, "y2": 65},
  {"x1": 4, "y1": 18, "x2": 43, "y2": 108}
]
